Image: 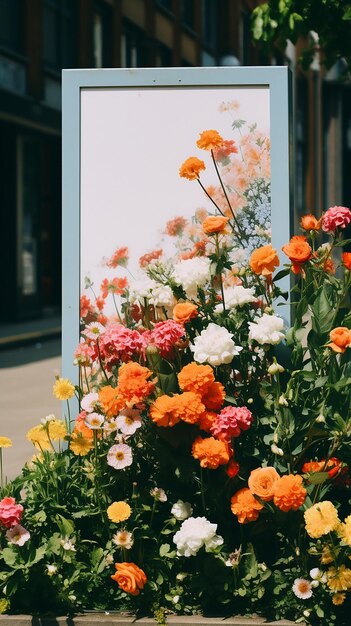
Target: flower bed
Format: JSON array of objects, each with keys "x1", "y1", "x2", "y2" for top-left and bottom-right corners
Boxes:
[{"x1": 0, "y1": 122, "x2": 350, "y2": 625}]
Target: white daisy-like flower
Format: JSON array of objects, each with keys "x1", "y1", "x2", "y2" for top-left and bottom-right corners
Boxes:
[
  {"x1": 116, "y1": 409, "x2": 142, "y2": 436},
  {"x1": 103, "y1": 418, "x2": 118, "y2": 434},
  {"x1": 82, "y1": 322, "x2": 106, "y2": 340},
  {"x1": 248, "y1": 314, "x2": 285, "y2": 345},
  {"x1": 171, "y1": 500, "x2": 193, "y2": 521},
  {"x1": 190, "y1": 322, "x2": 242, "y2": 366},
  {"x1": 107, "y1": 443, "x2": 133, "y2": 470},
  {"x1": 6, "y1": 525, "x2": 30, "y2": 546},
  {"x1": 292, "y1": 578, "x2": 313, "y2": 600},
  {"x1": 81, "y1": 392, "x2": 99, "y2": 413},
  {"x1": 215, "y1": 285, "x2": 257, "y2": 312},
  {"x1": 173, "y1": 516, "x2": 223, "y2": 557},
  {"x1": 173, "y1": 257, "x2": 211, "y2": 299},
  {"x1": 112, "y1": 530, "x2": 134, "y2": 550},
  {"x1": 150, "y1": 487, "x2": 167, "y2": 502},
  {"x1": 85, "y1": 412, "x2": 105, "y2": 429}
]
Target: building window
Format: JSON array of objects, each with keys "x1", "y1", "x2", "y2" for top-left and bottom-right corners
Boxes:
[
  {"x1": 240, "y1": 11, "x2": 251, "y2": 65},
  {"x1": 156, "y1": 0, "x2": 173, "y2": 11},
  {"x1": 155, "y1": 42, "x2": 172, "y2": 67},
  {"x1": 181, "y1": 0, "x2": 195, "y2": 30},
  {"x1": 202, "y1": 0, "x2": 217, "y2": 50},
  {"x1": 43, "y1": 0, "x2": 77, "y2": 71},
  {"x1": 121, "y1": 21, "x2": 145, "y2": 68},
  {"x1": 93, "y1": 2, "x2": 112, "y2": 68},
  {"x1": 0, "y1": 0, "x2": 23, "y2": 54}
]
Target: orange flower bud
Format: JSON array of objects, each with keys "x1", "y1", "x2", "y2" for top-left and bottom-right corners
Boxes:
[{"x1": 300, "y1": 214, "x2": 321, "y2": 231}]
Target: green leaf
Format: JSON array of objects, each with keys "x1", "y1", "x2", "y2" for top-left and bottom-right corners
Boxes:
[
  {"x1": 306, "y1": 471, "x2": 329, "y2": 485},
  {"x1": 1, "y1": 548, "x2": 17, "y2": 567},
  {"x1": 310, "y1": 285, "x2": 336, "y2": 334},
  {"x1": 55, "y1": 514, "x2": 75, "y2": 537},
  {"x1": 159, "y1": 543, "x2": 171, "y2": 557},
  {"x1": 27, "y1": 545, "x2": 46, "y2": 566}
]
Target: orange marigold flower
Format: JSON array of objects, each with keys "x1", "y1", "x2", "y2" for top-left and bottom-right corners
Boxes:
[
  {"x1": 230, "y1": 487, "x2": 264, "y2": 524},
  {"x1": 117, "y1": 362, "x2": 155, "y2": 405},
  {"x1": 149, "y1": 394, "x2": 180, "y2": 427},
  {"x1": 342, "y1": 252, "x2": 351, "y2": 270},
  {"x1": 176, "y1": 392, "x2": 205, "y2": 425},
  {"x1": 196, "y1": 129, "x2": 224, "y2": 151},
  {"x1": 198, "y1": 410, "x2": 217, "y2": 432},
  {"x1": 111, "y1": 562, "x2": 147, "y2": 596},
  {"x1": 300, "y1": 214, "x2": 321, "y2": 231},
  {"x1": 202, "y1": 216, "x2": 229, "y2": 235},
  {"x1": 282, "y1": 238, "x2": 312, "y2": 274},
  {"x1": 273, "y1": 474, "x2": 306, "y2": 512},
  {"x1": 201, "y1": 381, "x2": 225, "y2": 411},
  {"x1": 99, "y1": 386, "x2": 124, "y2": 418},
  {"x1": 327, "y1": 327, "x2": 351, "y2": 353},
  {"x1": 248, "y1": 466, "x2": 280, "y2": 502},
  {"x1": 72, "y1": 412, "x2": 94, "y2": 439},
  {"x1": 192, "y1": 436, "x2": 232, "y2": 469},
  {"x1": 105, "y1": 246, "x2": 129, "y2": 269},
  {"x1": 179, "y1": 156, "x2": 206, "y2": 180},
  {"x1": 139, "y1": 249, "x2": 163, "y2": 268},
  {"x1": 173, "y1": 302, "x2": 198, "y2": 324},
  {"x1": 178, "y1": 362, "x2": 215, "y2": 395},
  {"x1": 249, "y1": 244, "x2": 280, "y2": 277}
]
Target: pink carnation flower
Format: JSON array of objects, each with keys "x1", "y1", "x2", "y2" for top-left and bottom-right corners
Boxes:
[
  {"x1": 74, "y1": 340, "x2": 94, "y2": 366},
  {"x1": 322, "y1": 206, "x2": 351, "y2": 233},
  {"x1": 210, "y1": 406, "x2": 253, "y2": 441},
  {"x1": 98, "y1": 323, "x2": 144, "y2": 369},
  {"x1": 149, "y1": 320, "x2": 185, "y2": 358},
  {"x1": 0, "y1": 497, "x2": 24, "y2": 529}
]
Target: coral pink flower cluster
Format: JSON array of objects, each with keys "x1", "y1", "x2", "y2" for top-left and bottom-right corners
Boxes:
[
  {"x1": 0, "y1": 497, "x2": 24, "y2": 528},
  {"x1": 98, "y1": 324, "x2": 145, "y2": 368},
  {"x1": 148, "y1": 320, "x2": 185, "y2": 358},
  {"x1": 322, "y1": 206, "x2": 351, "y2": 233},
  {"x1": 210, "y1": 406, "x2": 253, "y2": 441}
]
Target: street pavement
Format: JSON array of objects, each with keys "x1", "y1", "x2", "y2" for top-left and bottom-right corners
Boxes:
[{"x1": 0, "y1": 339, "x2": 62, "y2": 481}]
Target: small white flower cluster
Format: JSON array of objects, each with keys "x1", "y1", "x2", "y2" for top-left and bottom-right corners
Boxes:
[
  {"x1": 190, "y1": 322, "x2": 242, "y2": 366},
  {"x1": 173, "y1": 257, "x2": 211, "y2": 299},
  {"x1": 173, "y1": 516, "x2": 223, "y2": 557},
  {"x1": 171, "y1": 499, "x2": 193, "y2": 521},
  {"x1": 248, "y1": 314, "x2": 285, "y2": 345},
  {"x1": 148, "y1": 284, "x2": 175, "y2": 309},
  {"x1": 128, "y1": 275, "x2": 157, "y2": 305}
]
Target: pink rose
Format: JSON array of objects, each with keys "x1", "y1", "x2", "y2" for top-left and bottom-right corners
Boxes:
[
  {"x1": 0, "y1": 497, "x2": 24, "y2": 528},
  {"x1": 322, "y1": 206, "x2": 351, "y2": 233}
]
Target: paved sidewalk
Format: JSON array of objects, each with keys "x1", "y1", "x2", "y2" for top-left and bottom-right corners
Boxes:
[{"x1": 0, "y1": 341, "x2": 62, "y2": 480}]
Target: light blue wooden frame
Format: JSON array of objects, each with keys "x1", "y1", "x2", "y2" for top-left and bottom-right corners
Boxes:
[{"x1": 62, "y1": 66, "x2": 292, "y2": 383}]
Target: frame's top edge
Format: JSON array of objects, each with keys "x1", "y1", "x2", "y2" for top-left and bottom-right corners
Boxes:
[{"x1": 62, "y1": 65, "x2": 289, "y2": 76}]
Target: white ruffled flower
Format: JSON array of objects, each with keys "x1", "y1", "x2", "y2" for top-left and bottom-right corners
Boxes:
[
  {"x1": 248, "y1": 314, "x2": 285, "y2": 345},
  {"x1": 116, "y1": 409, "x2": 142, "y2": 436},
  {"x1": 173, "y1": 257, "x2": 211, "y2": 299},
  {"x1": 81, "y1": 392, "x2": 99, "y2": 413},
  {"x1": 190, "y1": 323, "x2": 242, "y2": 366},
  {"x1": 148, "y1": 284, "x2": 175, "y2": 308},
  {"x1": 215, "y1": 285, "x2": 257, "y2": 312},
  {"x1": 173, "y1": 516, "x2": 223, "y2": 557},
  {"x1": 85, "y1": 412, "x2": 105, "y2": 429},
  {"x1": 129, "y1": 275, "x2": 158, "y2": 305},
  {"x1": 171, "y1": 500, "x2": 193, "y2": 521},
  {"x1": 6, "y1": 525, "x2": 30, "y2": 546}
]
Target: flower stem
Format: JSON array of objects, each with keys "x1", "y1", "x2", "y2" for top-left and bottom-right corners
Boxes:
[{"x1": 210, "y1": 150, "x2": 247, "y2": 243}]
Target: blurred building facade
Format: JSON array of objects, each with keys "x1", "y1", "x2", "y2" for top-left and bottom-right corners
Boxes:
[{"x1": 0, "y1": 0, "x2": 350, "y2": 323}]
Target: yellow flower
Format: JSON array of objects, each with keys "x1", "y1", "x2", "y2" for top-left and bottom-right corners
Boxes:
[
  {"x1": 320, "y1": 545, "x2": 334, "y2": 564},
  {"x1": 332, "y1": 593, "x2": 346, "y2": 605},
  {"x1": 26, "y1": 425, "x2": 52, "y2": 451},
  {"x1": 53, "y1": 377, "x2": 75, "y2": 400},
  {"x1": 304, "y1": 501, "x2": 340, "y2": 538},
  {"x1": 0, "y1": 598, "x2": 10, "y2": 614},
  {"x1": 47, "y1": 420, "x2": 67, "y2": 441},
  {"x1": 107, "y1": 501, "x2": 131, "y2": 523},
  {"x1": 337, "y1": 515, "x2": 351, "y2": 547},
  {"x1": 327, "y1": 565, "x2": 351, "y2": 592},
  {"x1": 0, "y1": 437, "x2": 12, "y2": 448},
  {"x1": 69, "y1": 433, "x2": 93, "y2": 456}
]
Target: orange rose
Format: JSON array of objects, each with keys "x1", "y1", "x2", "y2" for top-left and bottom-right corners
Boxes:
[
  {"x1": 179, "y1": 157, "x2": 205, "y2": 180},
  {"x1": 111, "y1": 562, "x2": 147, "y2": 596},
  {"x1": 342, "y1": 252, "x2": 351, "y2": 271},
  {"x1": 173, "y1": 302, "x2": 198, "y2": 324},
  {"x1": 300, "y1": 214, "x2": 321, "y2": 231},
  {"x1": 248, "y1": 466, "x2": 280, "y2": 502},
  {"x1": 327, "y1": 327, "x2": 351, "y2": 353},
  {"x1": 192, "y1": 436, "x2": 231, "y2": 469},
  {"x1": 249, "y1": 244, "x2": 280, "y2": 277},
  {"x1": 282, "y1": 237, "x2": 312, "y2": 274},
  {"x1": 230, "y1": 487, "x2": 264, "y2": 524},
  {"x1": 196, "y1": 129, "x2": 224, "y2": 151},
  {"x1": 273, "y1": 474, "x2": 306, "y2": 512},
  {"x1": 202, "y1": 216, "x2": 229, "y2": 234}
]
